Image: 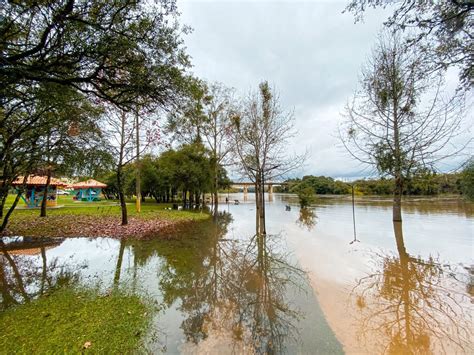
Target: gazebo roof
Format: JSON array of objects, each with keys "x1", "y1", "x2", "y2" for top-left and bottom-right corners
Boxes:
[
  {"x1": 71, "y1": 179, "x2": 107, "y2": 189},
  {"x1": 12, "y1": 175, "x2": 67, "y2": 187}
]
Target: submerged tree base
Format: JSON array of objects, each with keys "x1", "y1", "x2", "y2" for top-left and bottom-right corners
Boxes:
[{"x1": 0, "y1": 288, "x2": 150, "y2": 353}]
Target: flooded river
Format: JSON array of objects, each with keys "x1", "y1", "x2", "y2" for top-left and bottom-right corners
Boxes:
[{"x1": 1, "y1": 194, "x2": 473, "y2": 354}]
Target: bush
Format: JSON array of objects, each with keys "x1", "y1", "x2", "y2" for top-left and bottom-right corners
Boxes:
[{"x1": 297, "y1": 186, "x2": 315, "y2": 207}]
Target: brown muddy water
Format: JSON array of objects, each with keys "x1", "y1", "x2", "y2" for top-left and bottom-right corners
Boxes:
[{"x1": 1, "y1": 194, "x2": 473, "y2": 354}]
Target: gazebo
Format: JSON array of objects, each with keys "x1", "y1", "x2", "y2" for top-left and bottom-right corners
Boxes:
[
  {"x1": 71, "y1": 179, "x2": 107, "y2": 202},
  {"x1": 12, "y1": 175, "x2": 67, "y2": 208}
]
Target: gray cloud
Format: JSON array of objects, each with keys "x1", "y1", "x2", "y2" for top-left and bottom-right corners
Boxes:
[{"x1": 178, "y1": 0, "x2": 470, "y2": 178}]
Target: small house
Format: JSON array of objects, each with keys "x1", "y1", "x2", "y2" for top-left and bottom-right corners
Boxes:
[
  {"x1": 71, "y1": 179, "x2": 107, "y2": 202},
  {"x1": 12, "y1": 175, "x2": 67, "y2": 208}
]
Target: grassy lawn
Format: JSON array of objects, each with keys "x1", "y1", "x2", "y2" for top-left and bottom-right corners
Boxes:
[
  {"x1": 0, "y1": 288, "x2": 151, "y2": 354},
  {"x1": 2, "y1": 194, "x2": 210, "y2": 238}
]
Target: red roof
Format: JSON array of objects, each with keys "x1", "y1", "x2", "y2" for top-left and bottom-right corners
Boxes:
[
  {"x1": 12, "y1": 175, "x2": 67, "y2": 187},
  {"x1": 71, "y1": 179, "x2": 107, "y2": 189}
]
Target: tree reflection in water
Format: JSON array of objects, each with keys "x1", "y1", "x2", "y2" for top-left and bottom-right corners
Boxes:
[
  {"x1": 353, "y1": 222, "x2": 472, "y2": 354},
  {"x1": 126, "y1": 211, "x2": 307, "y2": 353},
  {"x1": 0, "y1": 237, "x2": 79, "y2": 310},
  {"x1": 228, "y1": 232, "x2": 306, "y2": 354},
  {"x1": 296, "y1": 207, "x2": 317, "y2": 231}
]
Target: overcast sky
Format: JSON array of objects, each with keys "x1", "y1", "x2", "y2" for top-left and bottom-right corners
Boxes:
[{"x1": 177, "y1": 0, "x2": 470, "y2": 179}]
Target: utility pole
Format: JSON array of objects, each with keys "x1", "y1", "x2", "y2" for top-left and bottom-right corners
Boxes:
[{"x1": 135, "y1": 110, "x2": 141, "y2": 213}]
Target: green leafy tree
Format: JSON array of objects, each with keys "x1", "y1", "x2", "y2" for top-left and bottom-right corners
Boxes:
[
  {"x1": 1, "y1": 0, "x2": 190, "y2": 110},
  {"x1": 288, "y1": 176, "x2": 350, "y2": 195},
  {"x1": 0, "y1": 84, "x2": 106, "y2": 228},
  {"x1": 405, "y1": 169, "x2": 438, "y2": 196},
  {"x1": 1, "y1": 0, "x2": 190, "y2": 226},
  {"x1": 172, "y1": 143, "x2": 212, "y2": 206},
  {"x1": 296, "y1": 186, "x2": 315, "y2": 208},
  {"x1": 461, "y1": 157, "x2": 474, "y2": 201},
  {"x1": 167, "y1": 80, "x2": 235, "y2": 212}
]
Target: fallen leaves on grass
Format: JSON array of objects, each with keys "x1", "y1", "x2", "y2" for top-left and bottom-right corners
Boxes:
[{"x1": 2, "y1": 215, "x2": 188, "y2": 239}]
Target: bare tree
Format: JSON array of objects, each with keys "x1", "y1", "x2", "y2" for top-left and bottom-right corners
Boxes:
[
  {"x1": 111, "y1": 110, "x2": 134, "y2": 225},
  {"x1": 133, "y1": 105, "x2": 159, "y2": 213},
  {"x1": 345, "y1": 0, "x2": 473, "y2": 89},
  {"x1": 166, "y1": 80, "x2": 235, "y2": 212},
  {"x1": 341, "y1": 33, "x2": 468, "y2": 222},
  {"x1": 201, "y1": 83, "x2": 235, "y2": 212},
  {"x1": 104, "y1": 104, "x2": 163, "y2": 225},
  {"x1": 232, "y1": 81, "x2": 304, "y2": 235}
]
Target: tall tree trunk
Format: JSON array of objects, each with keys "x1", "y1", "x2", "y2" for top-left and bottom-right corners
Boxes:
[
  {"x1": 0, "y1": 150, "x2": 13, "y2": 219},
  {"x1": 40, "y1": 169, "x2": 51, "y2": 217},
  {"x1": 255, "y1": 183, "x2": 259, "y2": 233},
  {"x1": 135, "y1": 111, "x2": 141, "y2": 213},
  {"x1": 213, "y1": 156, "x2": 219, "y2": 214},
  {"x1": 0, "y1": 178, "x2": 26, "y2": 232},
  {"x1": 255, "y1": 173, "x2": 265, "y2": 235},
  {"x1": 392, "y1": 67, "x2": 403, "y2": 222},
  {"x1": 393, "y1": 114, "x2": 403, "y2": 222},
  {"x1": 117, "y1": 165, "x2": 128, "y2": 225},
  {"x1": 117, "y1": 111, "x2": 128, "y2": 225},
  {"x1": 259, "y1": 170, "x2": 266, "y2": 235},
  {"x1": 0, "y1": 188, "x2": 8, "y2": 219},
  {"x1": 393, "y1": 178, "x2": 403, "y2": 222},
  {"x1": 40, "y1": 133, "x2": 52, "y2": 218}
]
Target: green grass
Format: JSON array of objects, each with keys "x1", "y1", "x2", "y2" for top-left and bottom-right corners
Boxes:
[
  {"x1": 0, "y1": 288, "x2": 151, "y2": 354},
  {"x1": 2, "y1": 194, "x2": 210, "y2": 238},
  {"x1": 5, "y1": 194, "x2": 209, "y2": 218}
]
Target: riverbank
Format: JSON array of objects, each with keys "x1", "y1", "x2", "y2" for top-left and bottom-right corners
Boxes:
[{"x1": 1, "y1": 195, "x2": 210, "y2": 239}]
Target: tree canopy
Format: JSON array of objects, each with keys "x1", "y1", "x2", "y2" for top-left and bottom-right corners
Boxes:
[{"x1": 1, "y1": 0, "x2": 190, "y2": 110}]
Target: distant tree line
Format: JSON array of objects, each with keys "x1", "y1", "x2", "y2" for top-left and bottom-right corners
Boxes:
[
  {"x1": 278, "y1": 165, "x2": 474, "y2": 200},
  {"x1": 280, "y1": 176, "x2": 349, "y2": 195}
]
